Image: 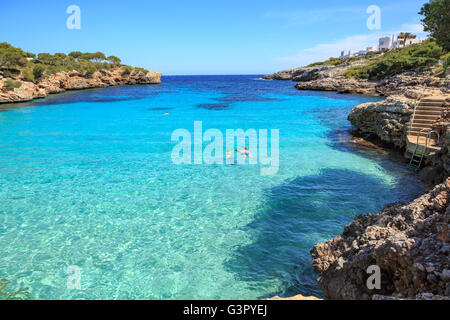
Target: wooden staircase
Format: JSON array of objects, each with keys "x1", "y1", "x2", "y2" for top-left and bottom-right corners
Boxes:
[
  {"x1": 408, "y1": 97, "x2": 445, "y2": 137},
  {"x1": 406, "y1": 96, "x2": 446, "y2": 170}
]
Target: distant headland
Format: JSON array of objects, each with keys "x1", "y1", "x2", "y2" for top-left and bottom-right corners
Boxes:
[{"x1": 0, "y1": 43, "x2": 162, "y2": 104}]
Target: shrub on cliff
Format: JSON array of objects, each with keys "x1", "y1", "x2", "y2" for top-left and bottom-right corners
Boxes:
[
  {"x1": 443, "y1": 52, "x2": 450, "y2": 70},
  {"x1": 307, "y1": 57, "x2": 343, "y2": 67},
  {"x1": 344, "y1": 40, "x2": 444, "y2": 79},
  {"x1": 3, "y1": 79, "x2": 22, "y2": 91},
  {"x1": 22, "y1": 68, "x2": 34, "y2": 82},
  {"x1": 0, "y1": 43, "x2": 147, "y2": 81},
  {"x1": 107, "y1": 55, "x2": 121, "y2": 65},
  {"x1": 0, "y1": 42, "x2": 28, "y2": 70},
  {"x1": 32, "y1": 65, "x2": 46, "y2": 80},
  {"x1": 84, "y1": 65, "x2": 97, "y2": 76}
]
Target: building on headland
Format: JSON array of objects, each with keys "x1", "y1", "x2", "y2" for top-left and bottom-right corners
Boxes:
[
  {"x1": 339, "y1": 33, "x2": 424, "y2": 59},
  {"x1": 379, "y1": 35, "x2": 395, "y2": 50}
]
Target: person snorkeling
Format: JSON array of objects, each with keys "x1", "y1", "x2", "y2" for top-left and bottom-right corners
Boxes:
[{"x1": 236, "y1": 147, "x2": 252, "y2": 159}]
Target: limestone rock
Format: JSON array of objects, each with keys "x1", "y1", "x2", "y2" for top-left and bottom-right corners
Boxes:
[
  {"x1": 295, "y1": 78, "x2": 378, "y2": 95},
  {"x1": 0, "y1": 67, "x2": 162, "y2": 104},
  {"x1": 310, "y1": 179, "x2": 450, "y2": 300},
  {"x1": 348, "y1": 97, "x2": 414, "y2": 148}
]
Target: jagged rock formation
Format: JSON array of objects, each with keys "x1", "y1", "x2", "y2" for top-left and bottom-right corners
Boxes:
[
  {"x1": 348, "y1": 97, "x2": 415, "y2": 148},
  {"x1": 0, "y1": 68, "x2": 162, "y2": 104},
  {"x1": 264, "y1": 63, "x2": 449, "y2": 97},
  {"x1": 295, "y1": 78, "x2": 378, "y2": 95},
  {"x1": 310, "y1": 179, "x2": 450, "y2": 300}
]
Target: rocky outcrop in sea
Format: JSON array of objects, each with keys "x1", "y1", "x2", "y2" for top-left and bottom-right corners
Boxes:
[
  {"x1": 348, "y1": 97, "x2": 415, "y2": 149},
  {"x1": 264, "y1": 63, "x2": 449, "y2": 97},
  {"x1": 310, "y1": 178, "x2": 450, "y2": 300},
  {"x1": 0, "y1": 68, "x2": 162, "y2": 104}
]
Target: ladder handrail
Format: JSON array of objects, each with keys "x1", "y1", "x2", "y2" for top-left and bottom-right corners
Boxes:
[
  {"x1": 409, "y1": 128, "x2": 433, "y2": 169},
  {"x1": 415, "y1": 128, "x2": 429, "y2": 145},
  {"x1": 426, "y1": 130, "x2": 440, "y2": 146}
]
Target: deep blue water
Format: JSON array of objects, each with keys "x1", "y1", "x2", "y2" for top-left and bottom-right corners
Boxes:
[{"x1": 0, "y1": 75, "x2": 424, "y2": 299}]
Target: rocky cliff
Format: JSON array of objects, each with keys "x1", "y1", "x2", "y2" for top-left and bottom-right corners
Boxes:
[
  {"x1": 310, "y1": 178, "x2": 450, "y2": 300},
  {"x1": 348, "y1": 97, "x2": 415, "y2": 149},
  {"x1": 0, "y1": 68, "x2": 162, "y2": 104},
  {"x1": 264, "y1": 63, "x2": 450, "y2": 97},
  {"x1": 347, "y1": 94, "x2": 450, "y2": 170}
]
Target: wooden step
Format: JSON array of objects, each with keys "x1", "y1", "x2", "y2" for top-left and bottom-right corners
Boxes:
[
  {"x1": 411, "y1": 129, "x2": 433, "y2": 134},
  {"x1": 412, "y1": 121, "x2": 435, "y2": 127},
  {"x1": 414, "y1": 114, "x2": 440, "y2": 120},
  {"x1": 412, "y1": 118, "x2": 436, "y2": 123},
  {"x1": 407, "y1": 135, "x2": 441, "y2": 150},
  {"x1": 411, "y1": 123, "x2": 432, "y2": 127},
  {"x1": 421, "y1": 97, "x2": 446, "y2": 103},
  {"x1": 410, "y1": 129, "x2": 432, "y2": 135},
  {"x1": 411, "y1": 128, "x2": 432, "y2": 133},
  {"x1": 416, "y1": 107, "x2": 444, "y2": 112},
  {"x1": 418, "y1": 102, "x2": 444, "y2": 107},
  {"x1": 414, "y1": 110, "x2": 442, "y2": 116}
]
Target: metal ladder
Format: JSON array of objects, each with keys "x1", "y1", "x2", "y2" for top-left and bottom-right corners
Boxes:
[{"x1": 409, "y1": 129, "x2": 440, "y2": 171}]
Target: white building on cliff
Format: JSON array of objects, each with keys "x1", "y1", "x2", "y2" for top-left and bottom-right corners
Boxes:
[{"x1": 339, "y1": 33, "x2": 424, "y2": 59}]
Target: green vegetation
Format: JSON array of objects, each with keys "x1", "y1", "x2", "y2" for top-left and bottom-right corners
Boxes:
[
  {"x1": 3, "y1": 79, "x2": 22, "y2": 91},
  {"x1": 0, "y1": 42, "x2": 148, "y2": 83},
  {"x1": 443, "y1": 52, "x2": 450, "y2": 70},
  {"x1": 343, "y1": 39, "x2": 446, "y2": 79},
  {"x1": 32, "y1": 64, "x2": 45, "y2": 80},
  {"x1": 420, "y1": 0, "x2": 450, "y2": 51},
  {"x1": 307, "y1": 50, "x2": 384, "y2": 69},
  {"x1": 307, "y1": 57, "x2": 343, "y2": 68}
]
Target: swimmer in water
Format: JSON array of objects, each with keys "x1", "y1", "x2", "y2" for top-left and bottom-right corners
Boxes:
[
  {"x1": 226, "y1": 150, "x2": 232, "y2": 159},
  {"x1": 236, "y1": 147, "x2": 252, "y2": 159},
  {"x1": 164, "y1": 112, "x2": 169, "y2": 115}
]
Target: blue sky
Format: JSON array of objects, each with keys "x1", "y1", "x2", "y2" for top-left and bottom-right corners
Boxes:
[{"x1": 0, "y1": 0, "x2": 429, "y2": 75}]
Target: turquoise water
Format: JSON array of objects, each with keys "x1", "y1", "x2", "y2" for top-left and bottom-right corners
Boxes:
[{"x1": 0, "y1": 75, "x2": 423, "y2": 299}]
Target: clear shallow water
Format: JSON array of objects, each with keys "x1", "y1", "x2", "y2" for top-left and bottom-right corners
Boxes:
[{"x1": 0, "y1": 75, "x2": 424, "y2": 299}]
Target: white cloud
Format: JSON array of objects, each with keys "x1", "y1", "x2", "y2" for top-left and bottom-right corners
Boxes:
[
  {"x1": 400, "y1": 23, "x2": 427, "y2": 37},
  {"x1": 274, "y1": 24, "x2": 429, "y2": 70},
  {"x1": 275, "y1": 33, "x2": 382, "y2": 68}
]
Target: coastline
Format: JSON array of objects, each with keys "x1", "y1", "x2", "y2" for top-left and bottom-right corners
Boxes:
[
  {"x1": 0, "y1": 68, "x2": 162, "y2": 104},
  {"x1": 264, "y1": 65, "x2": 450, "y2": 300}
]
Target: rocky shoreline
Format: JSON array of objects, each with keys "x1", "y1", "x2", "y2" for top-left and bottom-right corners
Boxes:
[
  {"x1": 311, "y1": 179, "x2": 449, "y2": 300},
  {"x1": 0, "y1": 68, "x2": 162, "y2": 104},
  {"x1": 263, "y1": 65, "x2": 449, "y2": 97},
  {"x1": 265, "y1": 65, "x2": 450, "y2": 300}
]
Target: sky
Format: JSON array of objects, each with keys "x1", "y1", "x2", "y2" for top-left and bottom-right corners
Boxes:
[{"x1": 0, "y1": 0, "x2": 429, "y2": 75}]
